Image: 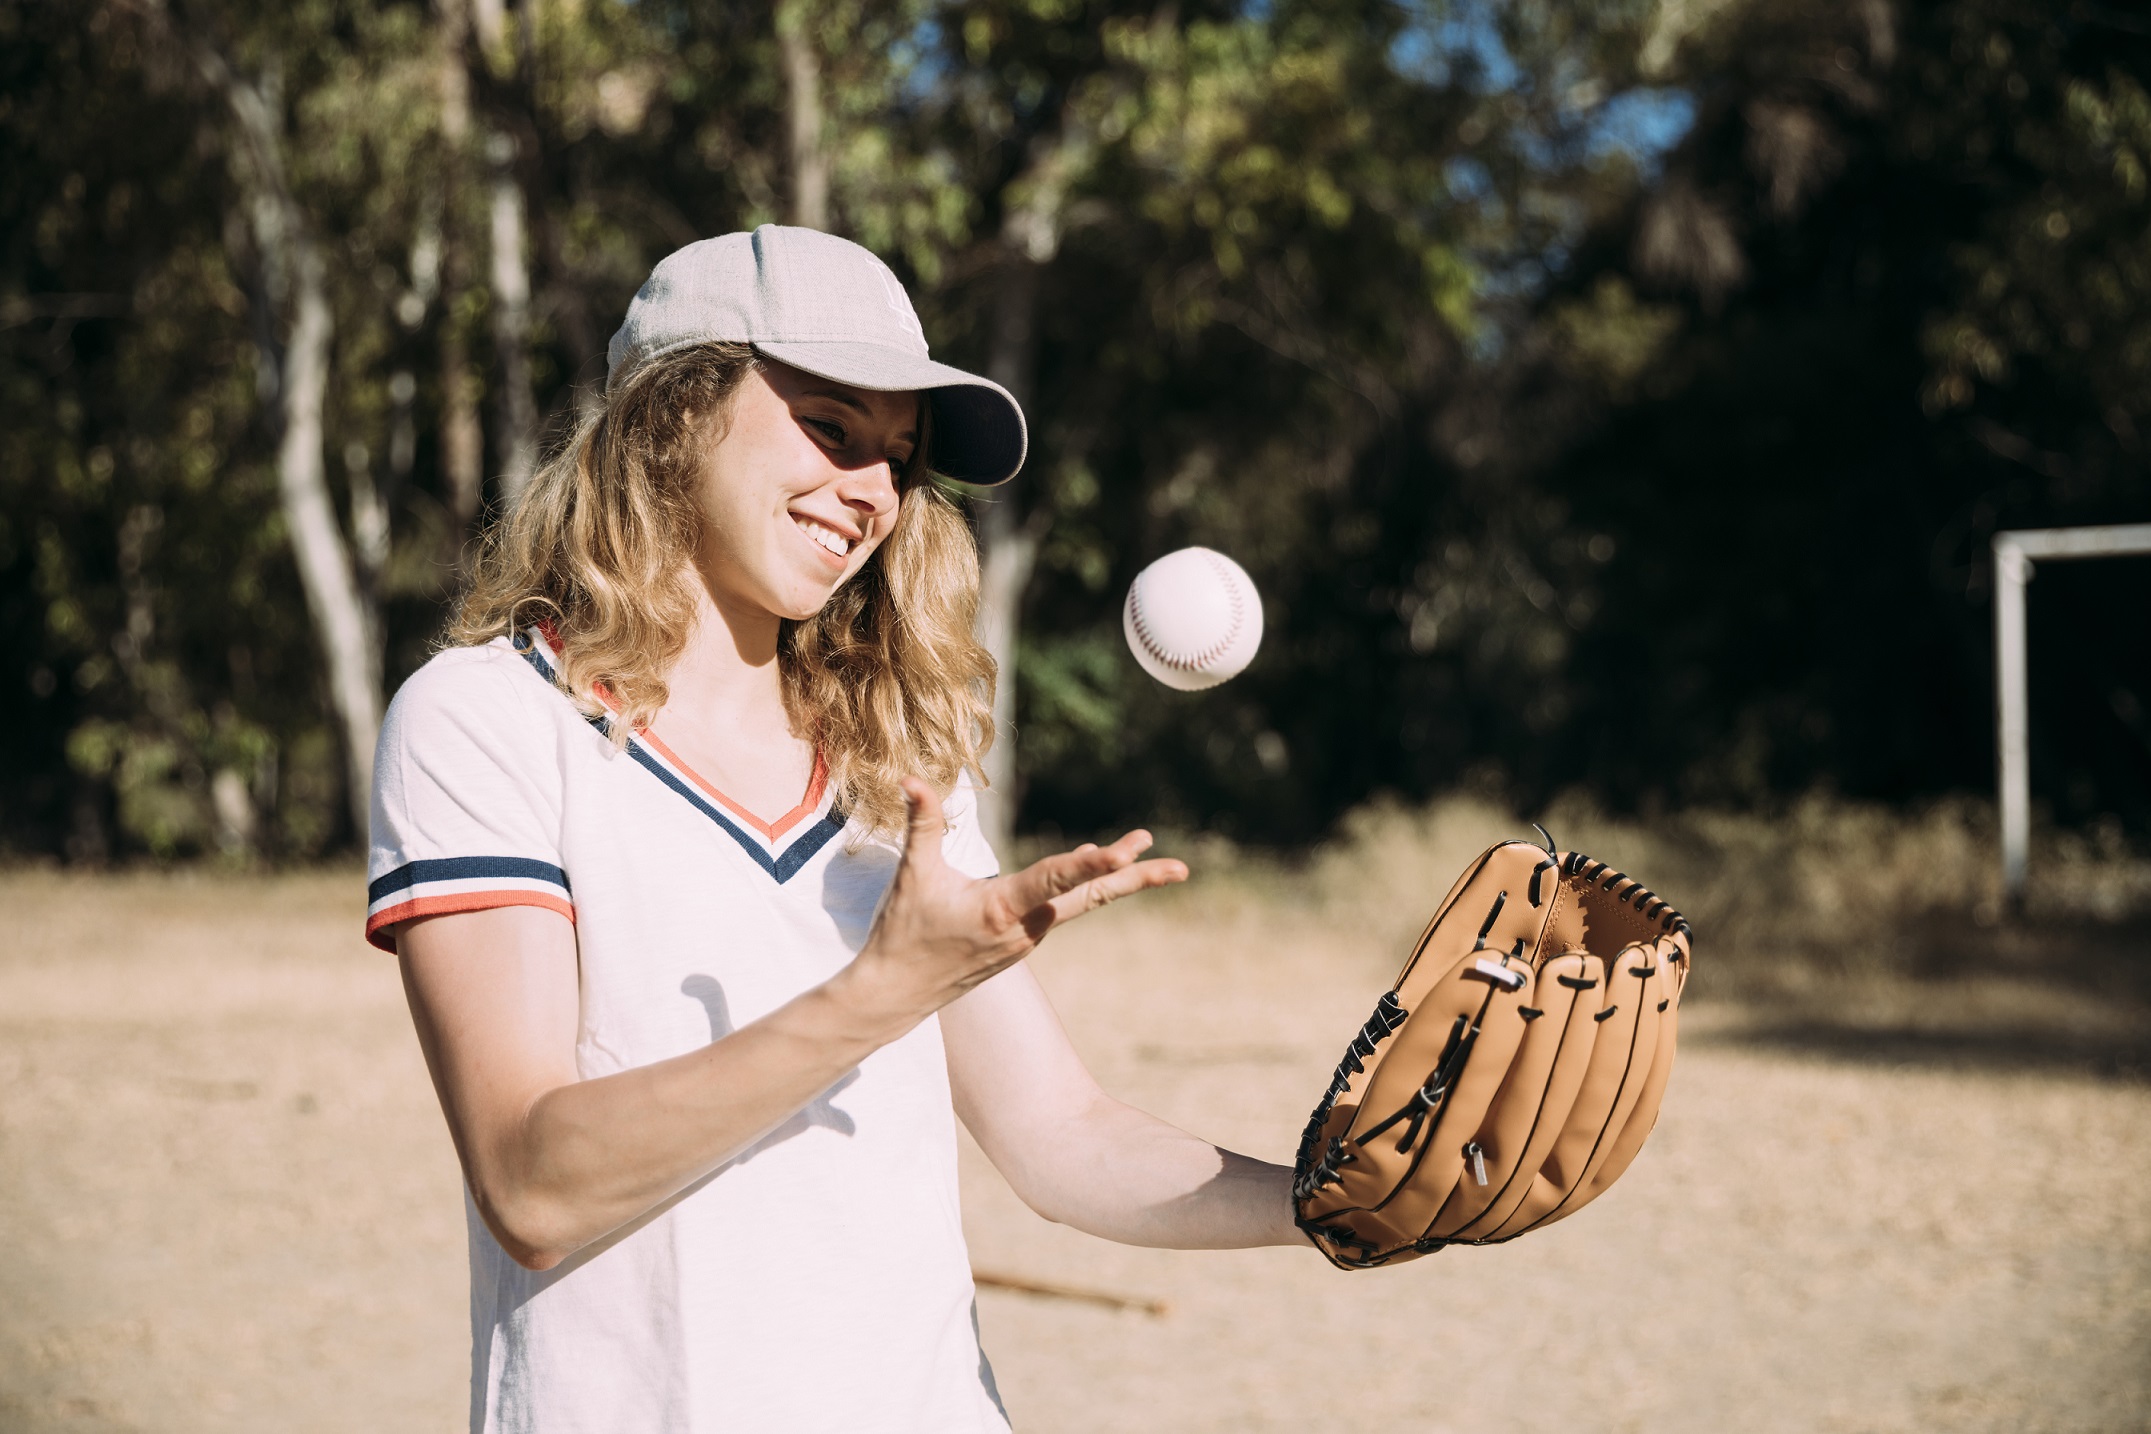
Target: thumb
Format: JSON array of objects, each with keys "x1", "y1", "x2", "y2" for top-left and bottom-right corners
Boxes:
[{"x1": 897, "y1": 777, "x2": 949, "y2": 873}]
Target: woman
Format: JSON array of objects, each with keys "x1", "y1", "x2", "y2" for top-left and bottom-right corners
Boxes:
[{"x1": 368, "y1": 227, "x2": 1300, "y2": 1434}]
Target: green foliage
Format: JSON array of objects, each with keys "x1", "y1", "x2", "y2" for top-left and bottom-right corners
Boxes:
[
  {"x1": 1919, "y1": 33, "x2": 2151, "y2": 437},
  {"x1": 1502, "y1": 0, "x2": 2151, "y2": 837},
  {"x1": 2, "y1": 3, "x2": 308, "y2": 858},
  {"x1": 2, "y1": 0, "x2": 2145, "y2": 860}
]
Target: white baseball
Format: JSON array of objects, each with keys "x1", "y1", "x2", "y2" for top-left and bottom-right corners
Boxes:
[{"x1": 1122, "y1": 547, "x2": 1264, "y2": 692}]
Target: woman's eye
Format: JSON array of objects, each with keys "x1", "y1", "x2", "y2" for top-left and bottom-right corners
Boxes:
[{"x1": 803, "y1": 418, "x2": 846, "y2": 446}]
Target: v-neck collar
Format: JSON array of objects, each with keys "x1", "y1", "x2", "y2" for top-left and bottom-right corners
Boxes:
[
  {"x1": 514, "y1": 627, "x2": 846, "y2": 882},
  {"x1": 634, "y1": 727, "x2": 829, "y2": 840}
]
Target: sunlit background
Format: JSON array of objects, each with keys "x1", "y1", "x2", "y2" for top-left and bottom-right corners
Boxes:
[{"x1": 2, "y1": 1, "x2": 2147, "y2": 1430}]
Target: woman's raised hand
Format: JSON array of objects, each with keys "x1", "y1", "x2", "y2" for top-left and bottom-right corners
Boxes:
[{"x1": 850, "y1": 777, "x2": 1188, "y2": 1022}]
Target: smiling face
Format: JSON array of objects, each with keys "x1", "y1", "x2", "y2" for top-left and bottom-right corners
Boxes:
[{"x1": 691, "y1": 359, "x2": 920, "y2": 626}]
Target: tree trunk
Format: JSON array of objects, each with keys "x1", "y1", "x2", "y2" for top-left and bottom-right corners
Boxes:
[
  {"x1": 976, "y1": 489, "x2": 1037, "y2": 856},
  {"x1": 278, "y1": 243, "x2": 384, "y2": 831},
  {"x1": 186, "y1": 33, "x2": 384, "y2": 840},
  {"x1": 460, "y1": 0, "x2": 539, "y2": 504},
  {"x1": 345, "y1": 436, "x2": 388, "y2": 649},
  {"x1": 435, "y1": 0, "x2": 485, "y2": 527},
  {"x1": 976, "y1": 254, "x2": 1042, "y2": 855},
  {"x1": 488, "y1": 131, "x2": 539, "y2": 502},
  {"x1": 778, "y1": 0, "x2": 829, "y2": 230},
  {"x1": 442, "y1": 327, "x2": 485, "y2": 524}
]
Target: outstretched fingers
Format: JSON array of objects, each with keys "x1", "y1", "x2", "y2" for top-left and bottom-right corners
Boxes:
[
  {"x1": 996, "y1": 830, "x2": 1150, "y2": 915},
  {"x1": 1038, "y1": 856, "x2": 1188, "y2": 929},
  {"x1": 1000, "y1": 831, "x2": 1187, "y2": 938}
]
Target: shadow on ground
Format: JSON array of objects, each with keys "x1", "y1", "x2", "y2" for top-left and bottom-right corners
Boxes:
[
  {"x1": 1698, "y1": 1016, "x2": 2150, "y2": 1082},
  {"x1": 1695, "y1": 912, "x2": 2151, "y2": 1082}
]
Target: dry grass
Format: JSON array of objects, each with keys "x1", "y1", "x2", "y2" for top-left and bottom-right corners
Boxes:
[
  {"x1": 1179, "y1": 793, "x2": 2151, "y2": 1075},
  {"x1": 2, "y1": 799, "x2": 2147, "y2": 1431},
  {"x1": 1277, "y1": 791, "x2": 2151, "y2": 963}
]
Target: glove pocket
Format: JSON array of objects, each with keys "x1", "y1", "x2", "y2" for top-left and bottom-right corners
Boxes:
[
  {"x1": 1489, "y1": 942, "x2": 1668, "y2": 1238},
  {"x1": 1431, "y1": 951, "x2": 1602, "y2": 1241}
]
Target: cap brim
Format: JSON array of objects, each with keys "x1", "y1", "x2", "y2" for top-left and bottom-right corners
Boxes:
[{"x1": 753, "y1": 340, "x2": 1027, "y2": 486}]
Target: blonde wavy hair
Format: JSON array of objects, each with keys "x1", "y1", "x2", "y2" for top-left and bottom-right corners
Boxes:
[{"x1": 450, "y1": 342, "x2": 996, "y2": 838}]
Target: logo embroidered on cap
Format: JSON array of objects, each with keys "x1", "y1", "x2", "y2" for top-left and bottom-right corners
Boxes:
[{"x1": 872, "y1": 260, "x2": 927, "y2": 348}]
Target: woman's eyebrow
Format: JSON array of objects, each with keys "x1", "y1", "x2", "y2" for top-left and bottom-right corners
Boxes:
[
  {"x1": 799, "y1": 386, "x2": 918, "y2": 444},
  {"x1": 799, "y1": 387, "x2": 874, "y2": 417}
]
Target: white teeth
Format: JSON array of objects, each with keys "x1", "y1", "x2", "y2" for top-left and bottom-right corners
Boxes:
[{"x1": 794, "y1": 515, "x2": 853, "y2": 557}]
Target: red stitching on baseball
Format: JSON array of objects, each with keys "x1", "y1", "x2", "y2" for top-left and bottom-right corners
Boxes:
[{"x1": 1129, "y1": 553, "x2": 1246, "y2": 671}]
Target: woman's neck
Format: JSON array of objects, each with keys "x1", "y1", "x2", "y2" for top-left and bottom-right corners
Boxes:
[
  {"x1": 646, "y1": 583, "x2": 817, "y2": 821},
  {"x1": 664, "y1": 586, "x2": 788, "y2": 736}
]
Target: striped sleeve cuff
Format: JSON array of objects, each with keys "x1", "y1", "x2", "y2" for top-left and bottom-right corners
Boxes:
[{"x1": 365, "y1": 856, "x2": 574, "y2": 951}]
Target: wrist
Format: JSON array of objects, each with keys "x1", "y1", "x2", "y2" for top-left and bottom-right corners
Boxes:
[{"x1": 819, "y1": 957, "x2": 931, "y2": 1046}]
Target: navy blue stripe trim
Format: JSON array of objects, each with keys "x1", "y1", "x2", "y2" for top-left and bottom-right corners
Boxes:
[
  {"x1": 774, "y1": 812, "x2": 847, "y2": 879},
  {"x1": 621, "y1": 743, "x2": 846, "y2": 880},
  {"x1": 369, "y1": 856, "x2": 570, "y2": 904},
  {"x1": 514, "y1": 629, "x2": 842, "y2": 885},
  {"x1": 515, "y1": 631, "x2": 568, "y2": 691},
  {"x1": 517, "y1": 632, "x2": 622, "y2": 743}
]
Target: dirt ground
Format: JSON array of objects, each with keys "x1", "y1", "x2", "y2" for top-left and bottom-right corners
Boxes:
[{"x1": 1, "y1": 867, "x2": 2146, "y2": 1433}]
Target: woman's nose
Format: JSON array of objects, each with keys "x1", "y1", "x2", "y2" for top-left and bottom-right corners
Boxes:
[{"x1": 836, "y1": 462, "x2": 899, "y2": 519}]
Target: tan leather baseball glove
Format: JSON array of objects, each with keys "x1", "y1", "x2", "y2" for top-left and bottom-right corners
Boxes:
[{"x1": 1293, "y1": 832, "x2": 1692, "y2": 1269}]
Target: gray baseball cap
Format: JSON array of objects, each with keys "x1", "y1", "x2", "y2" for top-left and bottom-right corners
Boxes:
[{"x1": 606, "y1": 225, "x2": 1027, "y2": 486}]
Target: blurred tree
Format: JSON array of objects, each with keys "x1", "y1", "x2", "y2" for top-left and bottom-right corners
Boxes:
[
  {"x1": 867, "y1": 0, "x2": 1245, "y2": 850},
  {"x1": 777, "y1": 0, "x2": 832, "y2": 228},
  {"x1": 1, "y1": 0, "x2": 2143, "y2": 863},
  {"x1": 893, "y1": 0, "x2": 1694, "y2": 841},
  {"x1": 1, "y1": 1, "x2": 356, "y2": 856},
  {"x1": 1497, "y1": 0, "x2": 2151, "y2": 831},
  {"x1": 158, "y1": 3, "x2": 390, "y2": 837}
]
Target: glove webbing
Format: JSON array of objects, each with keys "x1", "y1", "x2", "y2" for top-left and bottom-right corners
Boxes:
[{"x1": 1292, "y1": 990, "x2": 1409, "y2": 1201}]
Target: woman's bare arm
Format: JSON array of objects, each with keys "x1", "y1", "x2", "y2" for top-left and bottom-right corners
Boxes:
[
  {"x1": 399, "y1": 905, "x2": 909, "y2": 1270},
  {"x1": 397, "y1": 779, "x2": 1186, "y2": 1272},
  {"x1": 941, "y1": 964, "x2": 1302, "y2": 1250}
]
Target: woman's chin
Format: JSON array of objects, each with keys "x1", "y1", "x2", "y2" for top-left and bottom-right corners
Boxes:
[{"x1": 768, "y1": 579, "x2": 842, "y2": 623}]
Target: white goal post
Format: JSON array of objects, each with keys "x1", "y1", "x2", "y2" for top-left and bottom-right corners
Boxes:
[{"x1": 1991, "y1": 523, "x2": 2151, "y2": 901}]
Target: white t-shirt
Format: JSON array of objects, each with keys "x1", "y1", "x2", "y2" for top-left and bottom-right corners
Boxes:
[{"x1": 367, "y1": 630, "x2": 1012, "y2": 1434}]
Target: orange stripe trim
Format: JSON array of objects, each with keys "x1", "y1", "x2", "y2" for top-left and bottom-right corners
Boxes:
[
  {"x1": 635, "y1": 731, "x2": 830, "y2": 841},
  {"x1": 365, "y1": 891, "x2": 576, "y2": 952},
  {"x1": 776, "y1": 752, "x2": 831, "y2": 840},
  {"x1": 531, "y1": 626, "x2": 620, "y2": 711},
  {"x1": 529, "y1": 625, "x2": 829, "y2": 841}
]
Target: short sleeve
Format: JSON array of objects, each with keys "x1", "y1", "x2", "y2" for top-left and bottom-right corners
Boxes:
[
  {"x1": 939, "y1": 771, "x2": 1002, "y2": 881},
  {"x1": 365, "y1": 644, "x2": 574, "y2": 951}
]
